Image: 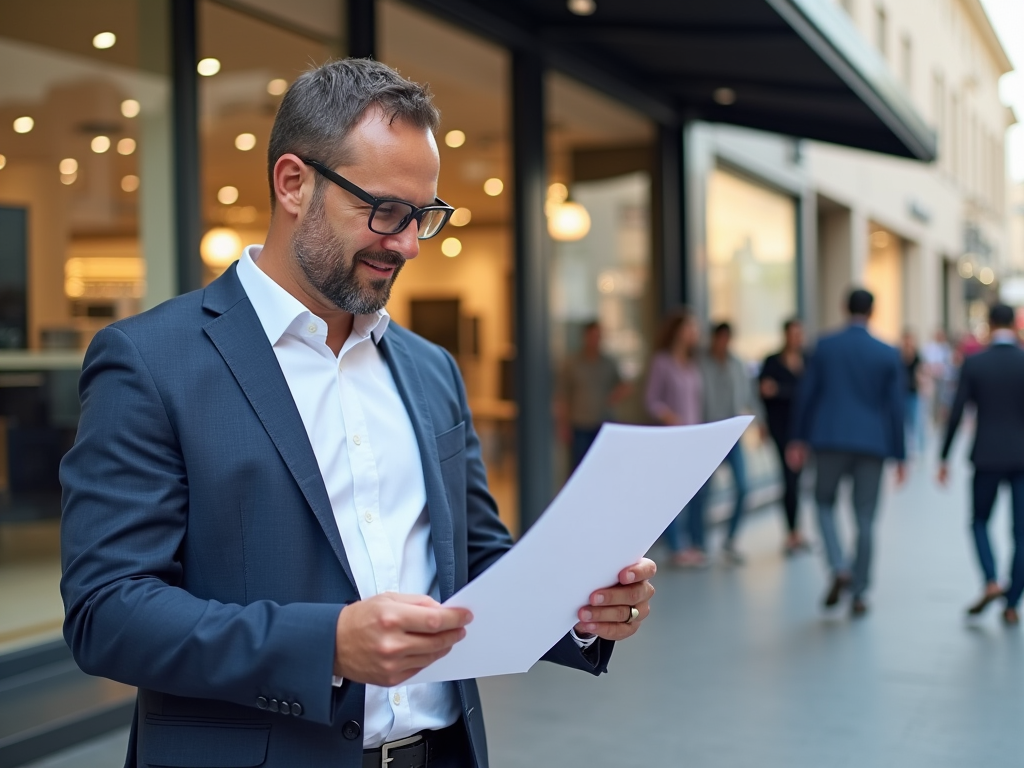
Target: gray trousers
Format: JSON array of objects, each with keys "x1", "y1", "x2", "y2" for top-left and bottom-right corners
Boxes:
[{"x1": 814, "y1": 451, "x2": 885, "y2": 598}]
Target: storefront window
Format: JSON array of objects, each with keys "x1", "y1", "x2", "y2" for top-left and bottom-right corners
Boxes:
[
  {"x1": 0, "y1": 0, "x2": 173, "y2": 652},
  {"x1": 864, "y1": 222, "x2": 904, "y2": 343},
  {"x1": 707, "y1": 168, "x2": 797, "y2": 362},
  {"x1": 379, "y1": 1, "x2": 518, "y2": 531},
  {"x1": 197, "y1": 0, "x2": 337, "y2": 283},
  {"x1": 547, "y1": 73, "x2": 655, "y2": 487}
]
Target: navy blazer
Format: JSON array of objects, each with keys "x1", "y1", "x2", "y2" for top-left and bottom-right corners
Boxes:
[
  {"x1": 59, "y1": 265, "x2": 610, "y2": 768},
  {"x1": 791, "y1": 324, "x2": 905, "y2": 460},
  {"x1": 940, "y1": 343, "x2": 1024, "y2": 471}
]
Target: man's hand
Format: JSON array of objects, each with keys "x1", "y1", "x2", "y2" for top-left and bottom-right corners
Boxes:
[
  {"x1": 760, "y1": 377, "x2": 779, "y2": 398},
  {"x1": 786, "y1": 441, "x2": 808, "y2": 471},
  {"x1": 574, "y1": 558, "x2": 656, "y2": 642},
  {"x1": 895, "y1": 462, "x2": 907, "y2": 486},
  {"x1": 937, "y1": 462, "x2": 949, "y2": 486},
  {"x1": 334, "y1": 593, "x2": 472, "y2": 687}
]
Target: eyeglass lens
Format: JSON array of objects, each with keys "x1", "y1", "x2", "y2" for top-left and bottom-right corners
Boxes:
[{"x1": 370, "y1": 203, "x2": 447, "y2": 239}]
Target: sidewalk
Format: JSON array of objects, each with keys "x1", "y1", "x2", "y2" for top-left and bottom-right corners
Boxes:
[{"x1": 24, "y1": 436, "x2": 1024, "y2": 768}]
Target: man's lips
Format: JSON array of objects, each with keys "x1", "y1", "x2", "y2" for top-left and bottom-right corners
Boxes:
[{"x1": 359, "y1": 257, "x2": 400, "y2": 274}]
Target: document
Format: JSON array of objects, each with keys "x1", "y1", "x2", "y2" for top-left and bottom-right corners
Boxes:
[{"x1": 408, "y1": 416, "x2": 753, "y2": 684}]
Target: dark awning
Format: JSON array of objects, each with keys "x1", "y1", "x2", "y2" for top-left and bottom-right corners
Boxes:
[{"x1": 436, "y1": 0, "x2": 937, "y2": 161}]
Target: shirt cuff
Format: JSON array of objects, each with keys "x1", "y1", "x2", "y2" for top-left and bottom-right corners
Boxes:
[
  {"x1": 569, "y1": 627, "x2": 598, "y2": 650},
  {"x1": 332, "y1": 675, "x2": 344, "y2": 687}
]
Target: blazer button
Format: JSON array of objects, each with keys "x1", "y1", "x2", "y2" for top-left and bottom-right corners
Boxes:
[
  {"x1": 342, "y1": 721, "x2": 361, "y2": 740},
  {"x1": 268, "y1": 699, "x2": 279, "y2": 713},
  {"x1": 291, "y1": 702, "x2": 302, "y2": 717},
  {"x1": 280, "y1": 702, "x2": 291, "y2": 715},
  {"x1": 256, "y1": 697, "x2": 268, "y2": 710}
]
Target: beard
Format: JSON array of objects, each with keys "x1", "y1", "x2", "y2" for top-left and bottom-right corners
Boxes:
[{"x1": 291, "y1": 197, "x2": 405, "y2": 315}]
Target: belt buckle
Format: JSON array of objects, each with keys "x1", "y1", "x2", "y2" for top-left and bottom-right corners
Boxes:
[{"x1": 380, "y1": 733, "x2": 424, "y2": 767}]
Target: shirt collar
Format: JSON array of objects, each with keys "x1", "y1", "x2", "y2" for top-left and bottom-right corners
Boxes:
[
  {"x1": 235, "y1": 244, "x2": 390, "y2": 347},
  {"x1": 991, "y1": 329, "x2": 1018, "y2": 346}
]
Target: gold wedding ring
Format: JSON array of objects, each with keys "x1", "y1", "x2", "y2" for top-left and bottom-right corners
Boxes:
[{"x1": 624, "y1": 605, "x2": 639, "y2": 624}]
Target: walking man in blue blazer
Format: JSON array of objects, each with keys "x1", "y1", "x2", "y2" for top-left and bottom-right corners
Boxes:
[
  {"x1": 59, "y1": 59, "x2": 656, "y2": 768},
  {"x1": 788, "y1": 289, "x2": 905, "y2": 616}
]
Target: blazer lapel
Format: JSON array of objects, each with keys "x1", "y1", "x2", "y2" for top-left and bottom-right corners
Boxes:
[
  {"x1": 378, "y1": 330, "x2": 457, "y2": 601},
  {"x1": 201, "y1": 267, "x2": 357, "y2": 591}
]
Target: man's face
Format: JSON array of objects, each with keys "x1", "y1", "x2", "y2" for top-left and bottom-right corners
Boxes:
[
  {"x1": 785, "y1": 323, "x2": 803, "y2": 349},
  {"x1": 711, "y1": 330, "x2": 730, "y2": 355},
  {"x1": 292, "y1": 110, "x2": 440, "y2": 314}
]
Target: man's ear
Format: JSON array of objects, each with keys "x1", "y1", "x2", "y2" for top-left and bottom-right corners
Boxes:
[{"x1": 273, "y1": 154, "x2": 309, "y2": 217}]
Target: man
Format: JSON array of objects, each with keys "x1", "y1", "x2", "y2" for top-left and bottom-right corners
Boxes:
[
  {"x1": 699, "y1": 321, "x2": 761, "y2": 563},
  {"x1": 557, "y1": 320, "x2": 630, "y2": 470},
  {"x1": 938, "y1": 304, "x2": 1024, "y2": 626},
  {"x1": 59, "y1": 59, "x2": 655, "y2": 768},
  {"x1": 789, "y1": 289, "x2": 905, "y2": 616}
]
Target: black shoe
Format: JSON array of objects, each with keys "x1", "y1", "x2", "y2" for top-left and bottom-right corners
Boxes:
[
  {"x1": 851, "y1": 597, "x2": 869, "y2": 617},
  {"x1": 823, "y1": 575, "x2": 850, "y2": 608},
  {"x1": 967, "y1": 589, "x2": 1005, "y2": 616}
]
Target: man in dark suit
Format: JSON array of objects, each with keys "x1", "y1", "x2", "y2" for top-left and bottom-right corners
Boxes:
[
  {"x1": 938, "y1": 304, "x2": 1024, "y2": 626},
  {"x1": 59, "y1": 59, "x2": 655, "y2": 768},
  {"x1": 789, "y1": 289, "x2": 905, "y2": 616}
]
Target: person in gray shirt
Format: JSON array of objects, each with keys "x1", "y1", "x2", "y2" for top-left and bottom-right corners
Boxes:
[
  {"x1": 699, "y1": 322, "x2": 763, "y2": 563},
  {"x1": 557, "y1": 320, "x2": 631, "y2": 470}
]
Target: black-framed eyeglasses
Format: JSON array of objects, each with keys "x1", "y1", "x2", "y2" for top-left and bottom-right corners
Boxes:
[{"x1": 302, "y1": 158, "x2": 454, "y2": 240}]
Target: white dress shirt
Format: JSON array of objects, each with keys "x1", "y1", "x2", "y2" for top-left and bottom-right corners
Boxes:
[{"x1": 236, "y1": 246, "x2": 460, "y2": 748}]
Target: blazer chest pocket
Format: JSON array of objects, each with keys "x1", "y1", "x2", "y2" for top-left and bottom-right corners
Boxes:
[
  {"x1": 143, "y1": 716, "x2": 270, "y2": 767},
  {"x1": 436, "y1": 421, "x2": 466, "y2": 463}
]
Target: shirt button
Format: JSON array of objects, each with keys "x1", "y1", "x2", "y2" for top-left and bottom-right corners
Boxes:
[
  {"x1": 307, "y1": 323, "x2": 317, "y2": 334},
  {"x1": 393, "y1": 692, "x2": 401, "y2": 706},
  {"x1": 352, "y1": 434, "x2": 361, "y2": 446},
  {"x1": 363, "y1": 510, "x2": 374, "y2": 523}
]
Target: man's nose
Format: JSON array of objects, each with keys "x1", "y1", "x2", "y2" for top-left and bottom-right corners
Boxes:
[{"x1": 381, "y1": 223, "x2": 420, "y2": 260}]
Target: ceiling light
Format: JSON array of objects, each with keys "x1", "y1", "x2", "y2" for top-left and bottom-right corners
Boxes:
[
  {"x1": 445, "y1": 130, "x2": 466, "y2": 148},
  {"x1": 267, "y1": 78, "x2": 288, "y2": 96},
  {"x1": 91, "y1": 135, "x2": 111, "y2": 153},
  {"x1": 225, "y1": 205, "x2": 258, "y2": 224},
  {"x1": 713, "y1": 87, "x2": 736, "y2": 105},
  {"x1": 548, "y1": 200, "x2": 592, "y2": 241},
  {"x1": 60, "y1": 172, "x2": 77, "y2": 186},
  {"x1": 441, "y1": 237, "x2": 462, "y2": 257},
  {"x1": 0, "y1": 155, "x2": 6, "y2": 170},
  {"x1": 979, "y1": 267, "x2": 995, "y2": 285},
  {"x1": 959, "y1": 260, "x2": 974, "y2": 278},
  {"x1": 483, "y1": 178, "x2": 503, "y2": 196},
  {"x1": 567, "y1": 0, "x2": 596, "y2": 15},
  {"x1": 197, "y1": 58, "x2": 221, "y2": 77},
  {"x1": 92, "y1": 32, "x2": 116, "y2": 49},
  {"x1": 870, "y1": 230, "x2": 890, "y2": 249},
  {"x1": 59, "y1": 158, "x2": 78, "y2": 175},
  {"x1": 451, "y1": 207, "x2": 472, "y2": 226},
  {"x1": 234, "y1": 133, "x2": 257, "y2": 151},
  {"x1": 13, "y1": 116, "x2": 34, "y2": 134},
  {"x1": 121, "y1": 99, "x2": 140, "y2": 118},
  {"x1": 117, "y1": 138, "x2": 136, "y2": 155},
  {"x1": 121, "y1": 174, "x2": 140, "y2": 192},
  {"x1": 217, "y1": 185, "x2": 239, "y2": 205},
  {"x1": 200, "y1": 227, "x2": 243, "y2": 269}
]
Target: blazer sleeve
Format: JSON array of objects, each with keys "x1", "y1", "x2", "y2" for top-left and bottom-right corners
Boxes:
[
  {"x1": 940, "y1": 359, "x2": 972, "y2": 461},
  {"x1": 791, "y1": 348, "x2": 819, "y2": 443},
  {"x1": 60, "y1": 326, "x2": 343, "y2": 726},
  {"x1": 888, "y1": 349, "x2": 907, "y2": 460}
]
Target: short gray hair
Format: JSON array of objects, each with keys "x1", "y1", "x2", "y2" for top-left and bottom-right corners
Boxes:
[{"x1": 267, "y1": 58, "x2": 441, "y2": 206}]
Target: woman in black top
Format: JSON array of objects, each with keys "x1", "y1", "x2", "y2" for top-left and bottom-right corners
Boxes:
[{"x1": 760, "y1": 318, "x2": 810, "y2": 555}]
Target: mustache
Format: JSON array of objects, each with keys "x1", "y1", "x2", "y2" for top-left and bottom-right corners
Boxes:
[{"x1": 356, "y1": 250, "x2": 405, "y2": 267}]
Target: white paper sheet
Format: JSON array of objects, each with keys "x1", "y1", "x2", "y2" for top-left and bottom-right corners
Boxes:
[{"x1": 408, "y1": 416, "x2": 753, "y2": 685}]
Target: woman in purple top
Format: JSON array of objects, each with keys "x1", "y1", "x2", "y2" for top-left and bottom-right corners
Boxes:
[{"x1": 646, "y1": 309, "x2": 708, "y2": 567}]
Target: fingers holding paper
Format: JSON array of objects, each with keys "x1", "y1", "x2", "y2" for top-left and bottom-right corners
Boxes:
[{"x1": 575, "y1": 557, "x2": 656, "y2": 641}]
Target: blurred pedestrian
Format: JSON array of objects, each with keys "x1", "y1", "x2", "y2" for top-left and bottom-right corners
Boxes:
[
  {"x1": 901, "y1": 330, "x2": 925, "y2": 458},
  {"x1": 557, "y1": 320, "x2": 630, "y2": 471},
  {"x1": 789, "y1": 289, "x2": 906, "y2": 616},
  {"x1": 922, "y1": 329, "x2": 954, "y2": 427},
  {"x1": 759, "y1": 318, "x2": 811, "y2": 556},
  {"x1": 700, "y1": 322, "x2": 762, "y2": 564},
  {"x1": 938, "y1": 304, "x2": 1024, "y2": 626},
  {"x1": 646, "y1": 309, "x2": 708, "y2": 567}
]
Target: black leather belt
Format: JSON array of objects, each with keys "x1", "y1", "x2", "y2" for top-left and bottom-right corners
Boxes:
[{"x1": 362, "y1": 721, "x2": 466, "y2": 768}]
